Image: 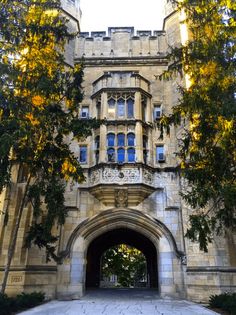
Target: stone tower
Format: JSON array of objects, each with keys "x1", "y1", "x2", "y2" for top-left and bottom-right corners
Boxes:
[
  {"x1": 61, "y1": 0, "x2": 81, "y2": 66},
  {"x1": 0, "y1": 0, "x2": 235, "y2": 301}
]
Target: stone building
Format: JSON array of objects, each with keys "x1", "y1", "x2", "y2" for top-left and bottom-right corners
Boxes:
[{"x1": 0, "y1": 0, "x2": 236, "y2": 302}]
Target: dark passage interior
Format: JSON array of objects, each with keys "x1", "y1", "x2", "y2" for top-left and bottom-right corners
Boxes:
[{"x1": 86, "y1": 228, "x2": 158, "y2": 289}]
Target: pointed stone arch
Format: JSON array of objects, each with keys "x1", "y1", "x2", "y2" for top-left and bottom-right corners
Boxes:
[
  {"x1": 57, "y1": 208, "x2": 186, "y2": 300},
  {"x1": 60, "y1": 208, "x2": 184, "y2": 259}
]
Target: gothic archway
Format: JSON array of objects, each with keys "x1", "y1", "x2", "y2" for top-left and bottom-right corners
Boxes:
[
  {"x1": 57, "y1": 208, "x2": 185, "y2": 299},
  {"x1": 86, "y1": 228, "x2": 158, "y2": 288}
]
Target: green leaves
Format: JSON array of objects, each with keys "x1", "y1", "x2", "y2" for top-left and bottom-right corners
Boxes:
[
  {"x1": 101, "y1": 245, "x2": 147, "y2": 287},
  {"x1": 0, "y1": 0, "x2": 100, "y2": 261},
  {"x1": 185, "y1": 214, "x2": 213, "y2": 252},
  {"x1": 161, "y1": 0, "x2": 236, "y2": 251}
]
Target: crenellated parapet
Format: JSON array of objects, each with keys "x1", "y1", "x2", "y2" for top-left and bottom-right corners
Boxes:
[{"x1": 76, "y1": 27, "x2": 167, "y2": 59}]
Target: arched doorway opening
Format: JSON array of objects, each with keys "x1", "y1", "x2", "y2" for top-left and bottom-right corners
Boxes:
[
  {"x1": 101, "y1": 244, "x2": 147, "y2": 288},
  {"x1": 85, "y1": 228, "x2": 158, "y2": 289},
  {"x1": 57, "y1": 208, "x2": 185, "y2": 300}
]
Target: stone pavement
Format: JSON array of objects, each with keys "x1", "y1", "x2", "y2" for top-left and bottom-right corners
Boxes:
[{"x1": 19, "y1": 289, "x2": 218, "y2": 315}]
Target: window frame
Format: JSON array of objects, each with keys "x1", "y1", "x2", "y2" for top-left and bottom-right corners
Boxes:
[
  {"x1": 79, "y1": 145, "x2": 88, "y2": 164},
  {"x1": 153, "y1": 104, "x2": 162, "y2": 120},
  {"x1": 156, "y1": 145, "x2": 165, "y2": 163},
  {"x1": 127, "y1": 147, "x2": 136, "y2": 163},
  {"x1": 107, "y1": 93, "x2": 135, "y2": 119},
  {"x1": 81, "y1": 106, "x2": 89, "y2": 118}
]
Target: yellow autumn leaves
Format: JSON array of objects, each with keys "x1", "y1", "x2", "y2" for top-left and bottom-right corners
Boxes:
[
  {"x1": 61, "y1": 158, "x2": 82, "y2": 181},
  {"x1": 26, "y1": 5, "x2": 59, "y2": 26},
  {"x1": 25, "y1": 113, "x2": 40, "y2": 126},
  {"x1": 12, "y1": 4, "x2": 66, "y2": 127}
]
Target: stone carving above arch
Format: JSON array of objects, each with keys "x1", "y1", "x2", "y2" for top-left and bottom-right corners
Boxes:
[
  {"x1": 114, "y1": 189, "x2": 128, "y2": 207},
  {"x1": 59, "y1": 208, "x2": 185, "y2": 262}
]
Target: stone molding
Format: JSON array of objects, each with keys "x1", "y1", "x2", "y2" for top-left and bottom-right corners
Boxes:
[
  {"x1": 187, "y1": 267, "x2": 236, "y2": 273},
  {"x1": 59, "y1": 208, "x2": 185, "y2": 261},
  {"x1": 88, "y1": 164, "x2": 177, "y2": 188}
]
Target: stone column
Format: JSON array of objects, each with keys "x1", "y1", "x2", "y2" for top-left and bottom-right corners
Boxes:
[
  {"x1": 99, "y1": 92, "x2": 108, "y2": 163},
  {"x1": 135, "y1": 122, "x2": 143, "y2": 163},
  {"x1": 134, "y1": 91, "x2": 141, "y2": 120},
  {"x1": 101, "y1": 92, "x2": 107, "y2": 119},
  {"x1": 146, "y1": 97, "x2": 152, "y2": 123},
  {"x1": 99, "y1": 125, "x2": 107, "y2": 163},
  {"x1": 159, "y1": 236, "x2": 176, "y2": 297}
]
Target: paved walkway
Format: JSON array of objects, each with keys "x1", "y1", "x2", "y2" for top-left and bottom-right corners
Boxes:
[{"x1": 19, "y1": 289, "x2": 218, "y2": 315}]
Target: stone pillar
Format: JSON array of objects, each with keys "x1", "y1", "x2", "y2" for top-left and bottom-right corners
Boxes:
[
  {"x1": 146, "y1": 97, "x2": 152, "y2": 123},
  {"x1": 147, "y1": 128, "x2": 152, "y2": 164},
  {"x1": 159, "y1": 236, "x2": 176, "y2": 297},
  {"x1": 135, "y1": 122, "x2": 143, "y2": 163},
  {"x1": 99, "y1": 125, "x2": 107, "y2": 163},
  {"x1": 99, "y1": 92, "x2": 108, "y2": 163},
  {"x1": 57, "y1": 236, "x2": 86, "y2": 300},
  {"x1": 101, "y1": 92, "x2": 107, "y2": 119},
  {"x1": 135, "y1": 91, "x2": 141, "y2": 120}
]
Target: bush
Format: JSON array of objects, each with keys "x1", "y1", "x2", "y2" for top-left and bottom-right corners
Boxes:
[
  {"x1": 15, "y1": 292, "x2": 45, "y2": 310},
  {"x1": 0, "y1": 293, "x2": 13, "y2": 315},
  {"x1": 0, "y1": 291, "x2": 45, "y2": 315},
  {"x1": 209, "y1": 292, "x2": 236, "y2": 315}
]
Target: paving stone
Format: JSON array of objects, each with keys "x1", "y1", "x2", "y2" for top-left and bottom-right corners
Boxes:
[{"x1": 19, "y1": 289, "x2": 218, "y2": 315}]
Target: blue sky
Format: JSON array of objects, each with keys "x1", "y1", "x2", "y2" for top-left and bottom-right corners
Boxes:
[{"x1": 80, "y1": 0, "x2": 165, "y2": 33}]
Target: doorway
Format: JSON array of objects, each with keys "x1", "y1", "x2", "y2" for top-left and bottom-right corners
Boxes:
[{"x1": 85, "y1": 228, "x2": 158, "y2": 289}]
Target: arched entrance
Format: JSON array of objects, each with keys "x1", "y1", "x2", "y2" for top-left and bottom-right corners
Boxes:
[
  {"x1": 86, "y1": 228, "x2": 158, "y2": 288},
  {"x1": 57, "y1": 208, "x2": 185, "y2": 300}
]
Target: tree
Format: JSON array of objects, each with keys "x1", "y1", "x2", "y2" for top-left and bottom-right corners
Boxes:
[
  {"x1": 160, "y1": 0, "x2": 236, "y2": 251},
  {"x1": 101, "y1": 244, "x2": 147, "y2": 287},
  {"x1": 0, "y1": 0, "x2": 99, "y2": 293}
]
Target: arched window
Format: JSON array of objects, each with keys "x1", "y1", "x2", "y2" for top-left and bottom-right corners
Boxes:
[
  {"x1": 96, "y1": 101, "x2": 101, "y2": 119},
  {"x1": 117, "y1": 148, "x2": 125, "y2": 163},
  {"x1": 117, "y1": 133, "x2": 125, "y2": 146},
  {"x1": 108, "y1": 98, "x2": 116, "y2": 119},
  {"x1": 117, "y1": 98, "x2": 125, "y2": 117},
  {"x1": 95, "y1": 150, "x2": 99, "y2": 164},
  {"x1": 95, "y1": 136, "x2": 100, "y2": 164},
  {"x1": 143, "y1": 135, "x2": 148, "y2": 149},
  {"x1": 95, "y1": 136, "x2": 100, "y2": 149},
  {"x1": 127, "y1": 98, "x2": 134, "y2": 118},
  {"x1": 107, "y1": 148, "x2": 115, "y2": 162},
  {"x1": 127, "y1": 148, "x2": 135, "y2": 162},
  {"x1": 107, "y1": 133, "x2": 115, "y2": 147},
  {"x1": 127, "y1": 133, "x2": 135, "y2": 146},
  {"x1": 79, "y1": 146, "x2": 87, "y2": 163}
]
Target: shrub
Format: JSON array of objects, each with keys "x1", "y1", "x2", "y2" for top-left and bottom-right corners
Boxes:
[
  {"x1": 209, "y1": 292, "x2": 236, "y2": 315},
  {"x1": 0, "y1": 291, "x2": 45, "y2": 314},
  {"x1": 15, "y1": 292, "x2": 45, "y2": 310},
  {"x1": 0, "y1": 293, "x2": 14, "y2": 315}
]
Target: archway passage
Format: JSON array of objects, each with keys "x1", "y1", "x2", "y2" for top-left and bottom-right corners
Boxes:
[
  {"x1": 101, "y1": 244, "x2": 147, "y2": 288},
  {"x1": 86, "y1": 228, "x2": 158, "y2": 289}
]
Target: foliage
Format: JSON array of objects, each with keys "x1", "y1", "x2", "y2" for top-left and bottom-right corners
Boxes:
[
  {"x1": 0, "y1": 0, "x2": 100, "y2": 262},
  {"x1": 209, "y1": 292, "x2": 236, "y2": 314},
  {"x1": 0, "y1": 293, "x2": 12, "y2": 315},
  {"x1": 14, "y1": 292, "x2": 45, "y2": 310},
  {"x1": 160, "y1": 0, "x2": 236, "y2": 251},
  {"x1": 101, "y1": 244, "x2": 147, "y2": 287},
  {"x1": 0, "y1": 292, "x2": 45, "y2": 315}
]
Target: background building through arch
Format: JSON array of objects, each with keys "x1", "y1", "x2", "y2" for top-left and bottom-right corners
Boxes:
[{"x1": 85, "y1": 228, "x2": 158, "y2": 289}]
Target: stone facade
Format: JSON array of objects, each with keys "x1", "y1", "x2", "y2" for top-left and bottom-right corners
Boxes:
[{"x1": 0, "y1": 0, "x2": 236, "y2": 303}]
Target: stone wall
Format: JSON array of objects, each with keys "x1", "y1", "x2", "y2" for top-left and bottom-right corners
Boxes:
[{"x1": 0, "y1": 0, "x2": 235, "y2": 303}]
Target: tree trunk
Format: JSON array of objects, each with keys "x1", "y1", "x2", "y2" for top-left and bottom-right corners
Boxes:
[{"x1": 0, "y1": 175, "x2": 31, "y2": 294}]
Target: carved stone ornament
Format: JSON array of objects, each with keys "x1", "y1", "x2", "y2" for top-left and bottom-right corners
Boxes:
[
  {"x1": 89, "y1": 169, "x2": 100, "y2": 185},
  {"x1": 143, "y1": 168, "x2": 154, "y2": 184},
  {"x1": 115, "y1": 189, "x2": 128, "y2": 207},
  {"x1": 102, "y1": 168, "x2": 140, "y2": 184}
]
